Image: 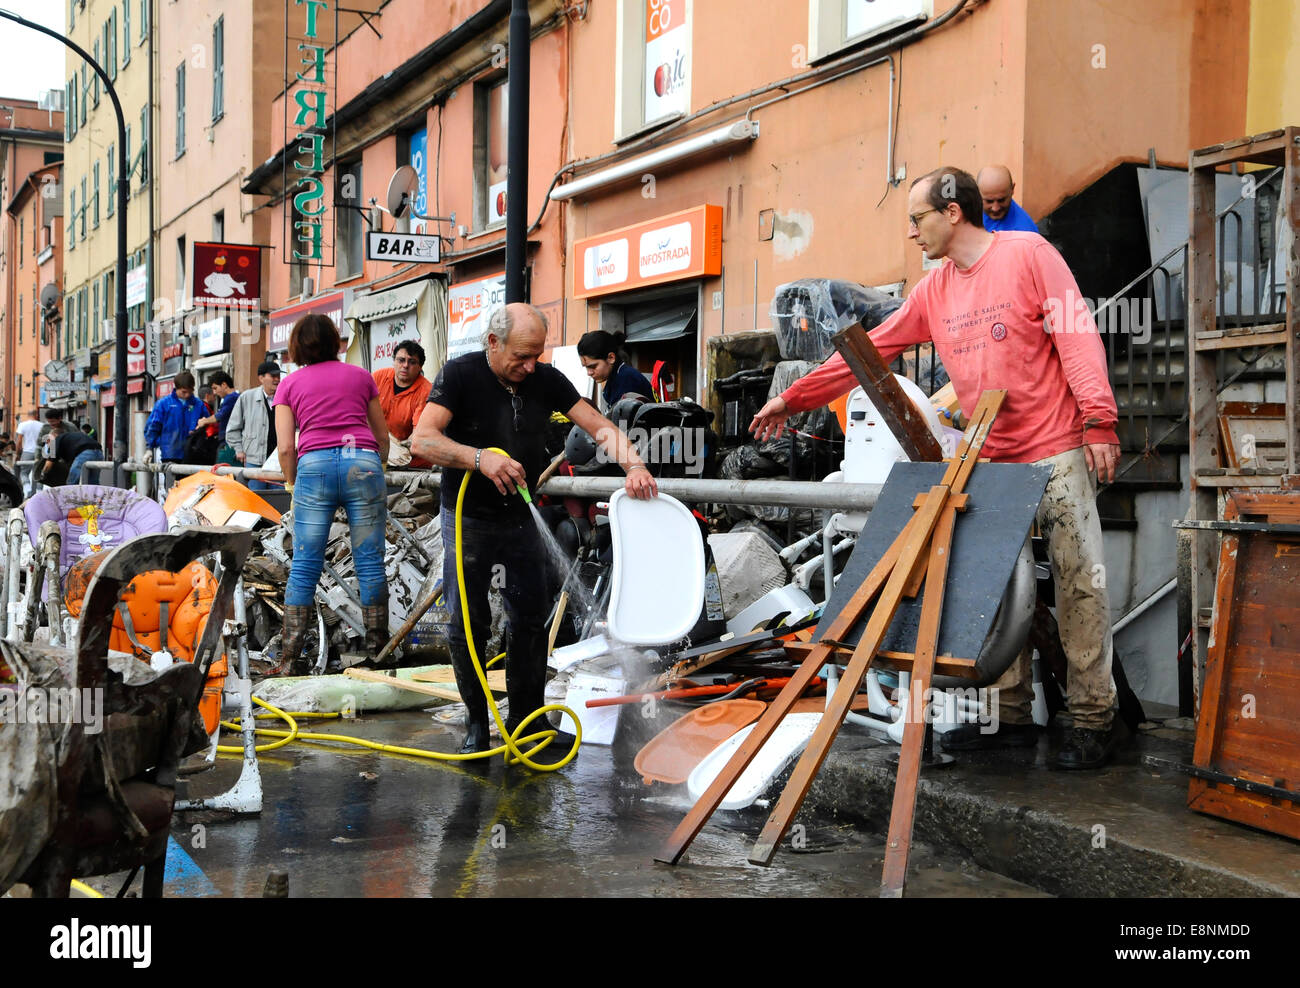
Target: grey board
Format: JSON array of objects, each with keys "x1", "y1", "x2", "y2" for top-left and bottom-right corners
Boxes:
[{"x1": 815, "y1": 460, "x2": 1052, "y2": 659}]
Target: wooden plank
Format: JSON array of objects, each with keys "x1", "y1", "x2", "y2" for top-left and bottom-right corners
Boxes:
[
  {"x1": 1282, "y1": 129, "x2": 1300, "y2": 474},
  {"x1": 1190, "y1": 520, "x2": 1241, "y2": 769},
  {"x1": 343, "y1": 666, "x2": 506, "y2": 701},
  {"x1": 1190, "y1": 472, "x2": 1289, "y2": 487},
  {"x1": 831, "y1": 323, "x2": 945, "y2": 462},
  {"x1": 1193, "y1": 325, "x2": 1286, "y2": 351},
  {"x1": 881, "y1": 503, "x2": 958, "y2": 897},
  {"x1": 1188, "y1": 780, "x2": 1300, "y2": 841},
  {"x1": 1189, "y1": 132, "x2": 1289, "y2": 169},
  {"x1": 411, "y1": 666, "x2": 508, "y2": 692},
  {"x1": 748, "y1": 484, "x2": 950, "y2": 866},
  {"x1": 784, "y1": 640, "x2": 978, "y2": 679}
]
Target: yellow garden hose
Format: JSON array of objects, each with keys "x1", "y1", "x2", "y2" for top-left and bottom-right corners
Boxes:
[{"x1": 213, "y1": 447, "x2": 580, "y2": 770}]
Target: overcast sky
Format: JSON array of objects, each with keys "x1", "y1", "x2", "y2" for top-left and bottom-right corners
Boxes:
[{"x1": 0, "y1": 2, "x2": 68, "y2": 104}]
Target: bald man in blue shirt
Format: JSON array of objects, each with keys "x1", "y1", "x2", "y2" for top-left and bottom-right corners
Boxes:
[{"x1": 978, "y1": 165, "x2": 1039, "y2": 233}]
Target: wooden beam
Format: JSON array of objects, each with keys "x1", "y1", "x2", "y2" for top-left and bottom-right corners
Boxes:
[{"x1": 832, "y1": 323, "x2": 945, "y2": 462}]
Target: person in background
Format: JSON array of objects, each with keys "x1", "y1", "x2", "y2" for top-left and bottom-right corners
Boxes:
[
  {"x1": 32, "y1": 408, "x2": 65, "y2": 492},
  {"x1": 196, "y1": 371, "x2": 239, "y2": 442},
  {"x1": 272, "y1": 316, "x2": 390, "y2": 674},
  {"x1": 226, "y1": 361, "x2": 282, "y2": 491},
  {"x1": 576, "y1": 330, "x2": 653, "y2": 410},
  {"x1": 977, "y1": 165, "x2": 1039, "y2": 233},
  {"x1": 145, "y1": 372, "x2": 203, "y2": 464},
  {"x1": 15, "y1": 409, "x2": 42, "y2": 495},
  {"x1": 44, "y1": 420, "x2": 103, "y2": 485},
  {"x1": 373, "y1": 339, "x2": 433, "y2": 468}
]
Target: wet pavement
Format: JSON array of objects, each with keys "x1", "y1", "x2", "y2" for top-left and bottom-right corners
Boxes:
[{"x1": 138, "y1": 710, "x2": 1046, "y2": 898}]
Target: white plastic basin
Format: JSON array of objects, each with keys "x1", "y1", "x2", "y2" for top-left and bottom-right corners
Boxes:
[{"x1": 607, "y1": 489, "x2": 705, "y2": 645}]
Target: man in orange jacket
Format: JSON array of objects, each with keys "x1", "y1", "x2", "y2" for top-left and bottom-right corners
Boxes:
[
  {"x1": 373, "y1": 340, "x2": 433, "y2": 468},
  {"x1": 751, "y1": 165, "x2": 1122, "y2": 770}
]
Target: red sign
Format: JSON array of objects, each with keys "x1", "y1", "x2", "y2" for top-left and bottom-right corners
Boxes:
[
  {"x1": 101, "y1": 386, "x2": 114, "y2": 407},
  {"x1": 192, "y1": 242, "x2": 263, "y2": 309},
  {"x1": 155, "y1": 380, "x2": 173, "y2": 399},
  {"x1": 268, "y1": 290, "x2": 347, "y2": 351},
  {"x1": 127, "y1": 378, "x2": 145, "y2": 395},
  {"x1": 127, "y1": 354, "x2": 145, "y2": 376}
]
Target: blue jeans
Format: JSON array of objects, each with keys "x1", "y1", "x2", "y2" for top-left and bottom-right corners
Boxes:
[
  {"x1": 286, "y1": 448, "x2": 387, "y2": 607},
  {"x1": 67, "y1": 447, "x2": 103, "y2": 485}
]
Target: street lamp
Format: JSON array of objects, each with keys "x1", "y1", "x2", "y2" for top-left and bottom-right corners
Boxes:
[{"x1": 0, "y1": 8, "x2": 130, "y2": 487}]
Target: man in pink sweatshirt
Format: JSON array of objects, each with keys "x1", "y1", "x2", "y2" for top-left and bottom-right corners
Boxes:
[{"x1": 751, "y1": 166, "x2": 1121, "y2": 769}]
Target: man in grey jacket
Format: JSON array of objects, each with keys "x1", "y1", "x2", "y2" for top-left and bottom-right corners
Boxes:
[{"x1": 225, "y1": 361, "x2": 282, "y2": 491}]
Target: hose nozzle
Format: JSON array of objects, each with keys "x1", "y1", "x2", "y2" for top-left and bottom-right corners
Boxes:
[{"x1": 516, "y1": 483, "x2": 533, "y2": 505}]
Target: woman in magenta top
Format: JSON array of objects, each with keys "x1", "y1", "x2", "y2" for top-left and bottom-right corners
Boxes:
[{"x1": 271, "y1": 313, "x2": 392, "y2": 673}]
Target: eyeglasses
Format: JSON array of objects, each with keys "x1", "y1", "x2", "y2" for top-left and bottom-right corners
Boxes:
[
  {"x1": 510, "y1": 392, "x2": 524, "y2": 432},
  {"x1": 908, "y1": 208, "x2": 938, "y2": 228},
  {"x1": 394, "y1": 357, "x2": 422, "y2": 366}
]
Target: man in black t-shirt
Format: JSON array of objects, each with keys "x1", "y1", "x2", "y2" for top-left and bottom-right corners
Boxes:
[
  {"x1": 413, "y1": 302, "x2": 656, "y2": 754},
  {"x1": 44, "y1": 423, "x2": 103, "y2": 486}
]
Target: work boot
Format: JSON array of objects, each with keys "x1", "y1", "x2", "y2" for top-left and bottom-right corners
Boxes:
[
  {"x1": 1052, "y1": 726, "x2": 1113, "y2": 770},
  {"x1": 939, "y1": 721, "x2": 1040, "y2": 752},
  {"x1": 268, "y1": 604, "x2": 314, "y2": 677},
  {"x1": 360, "y1": 602, "x2": 397, "y2": 667}
]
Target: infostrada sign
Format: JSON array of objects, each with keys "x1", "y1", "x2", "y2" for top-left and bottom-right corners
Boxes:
[
  {"x1": 283, "y1": 0, "x2": 337, "y2": 266},
  {"x1": 572, "y1": 205, "x2": 721, "y2": 300}
]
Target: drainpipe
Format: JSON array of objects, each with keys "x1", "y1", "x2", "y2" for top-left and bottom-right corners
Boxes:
[{"x1": 505, "y1": 0, "x2": 530, "y2": 302}]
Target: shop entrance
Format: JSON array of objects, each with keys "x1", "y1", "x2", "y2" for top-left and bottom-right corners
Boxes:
[{"x1": 597, "y1": 285, "x2": 700, "y2": 402}]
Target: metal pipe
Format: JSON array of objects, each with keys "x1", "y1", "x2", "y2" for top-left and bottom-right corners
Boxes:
[
  {"x1": 80, "y1": 459, "x2": 441, "y2": 489},
  {"x1": 1112, "y1": 577, "x2": 1177, "y2": 635},
  {"x1": 3, "y1": 508, "x2": 24, "y2": 639},
  {"x1": 539, "y1": 476, "x2": 881, "y2": 510}
]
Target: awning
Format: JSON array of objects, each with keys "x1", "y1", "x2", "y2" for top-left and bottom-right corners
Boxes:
[
  {"x1": 624, "y1": 301, "x2": 697, "y2": 343},
  {"x1": 344, "y1": 277, "x2": 450, "y2": 376}
]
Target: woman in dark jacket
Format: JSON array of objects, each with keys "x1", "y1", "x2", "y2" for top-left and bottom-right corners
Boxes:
[{"x1": 576, "y1": 331, "x2": 653, "y2": 409}]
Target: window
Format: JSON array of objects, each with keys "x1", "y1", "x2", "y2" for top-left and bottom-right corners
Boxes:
[
  {"x1": 92, "y1": 39, "x2": 101, "y2": 106},
  {"x1": 177, "y1": 235, "x2": 187, "y2": 302},
  {"x1": 17, "y1": 218, "x2": 22, "y2": 268},
  {"x1": 91, "y1": 280, "x2": 99, "y2": 349},
  {"x1": 18, "y1": 295, "x2": 22, "y2": 344},
  {"x1": 79, "y1": 65, "x2": 87, "y2": 127},
  {"x1": 107, "y1": 145, "x2": 115, "y2": 217},
  {"x1": 139, "y1": 0, "x2": 147, "y2": 45},
  {"x1": 65, "y1": 292, "x2": 74, "y2": 356},
  {"x1": 68, "y1": 187, "x2": 76, "y2": 248},
  {"x1": 93, "y1": 161, "x2": 101, "y2": 229},
  {"x1": 335, "y1": 160, "x2": 364, "y2": 280},
  {"x1": 474, "y1": 79, "x2": 507, "y2": 229},
  {"x1": 80, "y1": 177, "x2": 87, "y2": 240},
  {"x1": 69, "y1": 0, "x2": 75, "y2": 30},
  {"x1": 212, "y1": 210, "x2": 224, "y2": 242},
  {"x1": 102, "y1": 271, "x2": 115, "y2": 341},
  {"x1": 175, "y1": 63, "x2": 185, "y2": 157},
  {"x1": 212, "y1": 17, "x2": 224, "y2": 121},
  {"x1": 138, "y1": 103, "x2": 149, "y2": 184},
  {"x1": 122, "y1": 3, "x2": 131, "y2": 65},
  {"x1": 614, "y1": 0, "x2": 691, "y2": 140},
  {"x1": 808, "y1": 0, "x2": 931, "y2": 61},
  {"x1": 79, "y1": 287, "x2": 87, "y2": 349},
  {"x1": 107, "y1": 10, "x2": 118, "y2": 82},
  {"x1": 64, "y1": 81, "x2": 73, "y2": 140}
]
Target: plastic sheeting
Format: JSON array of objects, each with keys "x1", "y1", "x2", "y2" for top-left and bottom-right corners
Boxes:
[{"x1": 769, "y1": 279, "x2": 903, "y2": 362}]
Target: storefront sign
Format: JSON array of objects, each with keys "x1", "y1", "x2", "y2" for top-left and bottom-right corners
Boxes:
[
  {"x1": 97, "y1": 352, "x2": 113, "y2": 378},
  {"x1": 268, "y1": 290, "x2": 348, "y2": 352},
  {"x1": 409, "y1": 126, "x2": 428, "y2": 234},
  {"x1": 368, "y1": 311, "x2": 418, "y2": 372},
  {"x1": 283, "y1": 0, "x2": 336, "y2": 265},
  {"x1": 197, "y1": 316, "x2": 228, "y2": 357},
  {"x1": 645, "y1": 0, "x2": 690, "y2": 122},
  {"x1": 572, "y1": 205, "x2": 722, "y2": 299},
  {"x1": 127, "y1": 378, "x2": 145, "y2": 395},
  {"x1": 192, "y1": 242, "x2": 262, "y2": 309},
  {"x1": 127, "y1": 354, "x2": 145, "y2": 376},
  {"x1": 366, "y1": 230, "x2": 440, "y2": 263},
  {"x1": 126, "y1": 264, "x2": 148, "y2": 308},
  {"x1": 155, "y1": 379, "x2": 173, "y2": 399},
  {"x1": 447, "y1": 272, "x2": 506, "y2": 361}
]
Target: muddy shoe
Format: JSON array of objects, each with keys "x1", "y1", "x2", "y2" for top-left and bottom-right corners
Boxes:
[
  {"x1": 1052, "y1": 726, "x2": 1113, "y2": 770},
  {"x1": 939, "y1": 722, "x2": 1040, "y2": 752}
]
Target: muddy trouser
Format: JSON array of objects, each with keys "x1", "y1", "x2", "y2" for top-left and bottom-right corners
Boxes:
[
  {"x1": 441, "y1": 507, "x2": 552, "y2": 732},
  {"x1": 991, "y1": 447, "x2": 1116, "y2": 731}
]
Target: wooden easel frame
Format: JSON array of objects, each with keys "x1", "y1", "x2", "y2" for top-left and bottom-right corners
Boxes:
[{"x1": 657, "y1": 389, "x2": 1005, "y2": 896}]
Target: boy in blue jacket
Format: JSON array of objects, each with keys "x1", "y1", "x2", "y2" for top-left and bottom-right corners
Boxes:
[{"x1": 144, "y1": 371, "x2": 203, "y2": 461}]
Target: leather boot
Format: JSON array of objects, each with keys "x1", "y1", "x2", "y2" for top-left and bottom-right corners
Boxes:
[
  {"x1": 362, "y1": 601, "x2": 394, "y2": 664},
  {"x1": 269, "y1": 604, "x2": 314, "y2": 676}
]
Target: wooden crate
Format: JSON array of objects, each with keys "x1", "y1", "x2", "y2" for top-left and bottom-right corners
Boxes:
[{"x1": 1188, "y1": 490, "x2": 1300, "y2": 839}]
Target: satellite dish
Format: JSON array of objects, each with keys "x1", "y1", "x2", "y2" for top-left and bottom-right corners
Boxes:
[
  {"x1": 386, "y1": 165, "x2": 420, "y2": 219},
  {"x1": 39, "y1": 283, "x2": 60, "y2": 311},
  {"x1": 44, "y1": 358, "x2": 70, "y2": 383}
]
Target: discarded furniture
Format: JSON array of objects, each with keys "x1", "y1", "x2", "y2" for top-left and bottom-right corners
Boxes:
[
  {"x1": 0, "y1": 526, "x2": 252, "y2": 897},
  {"x1": 1184, "y1": 490, "x2": 1300, "y2": 839}
]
